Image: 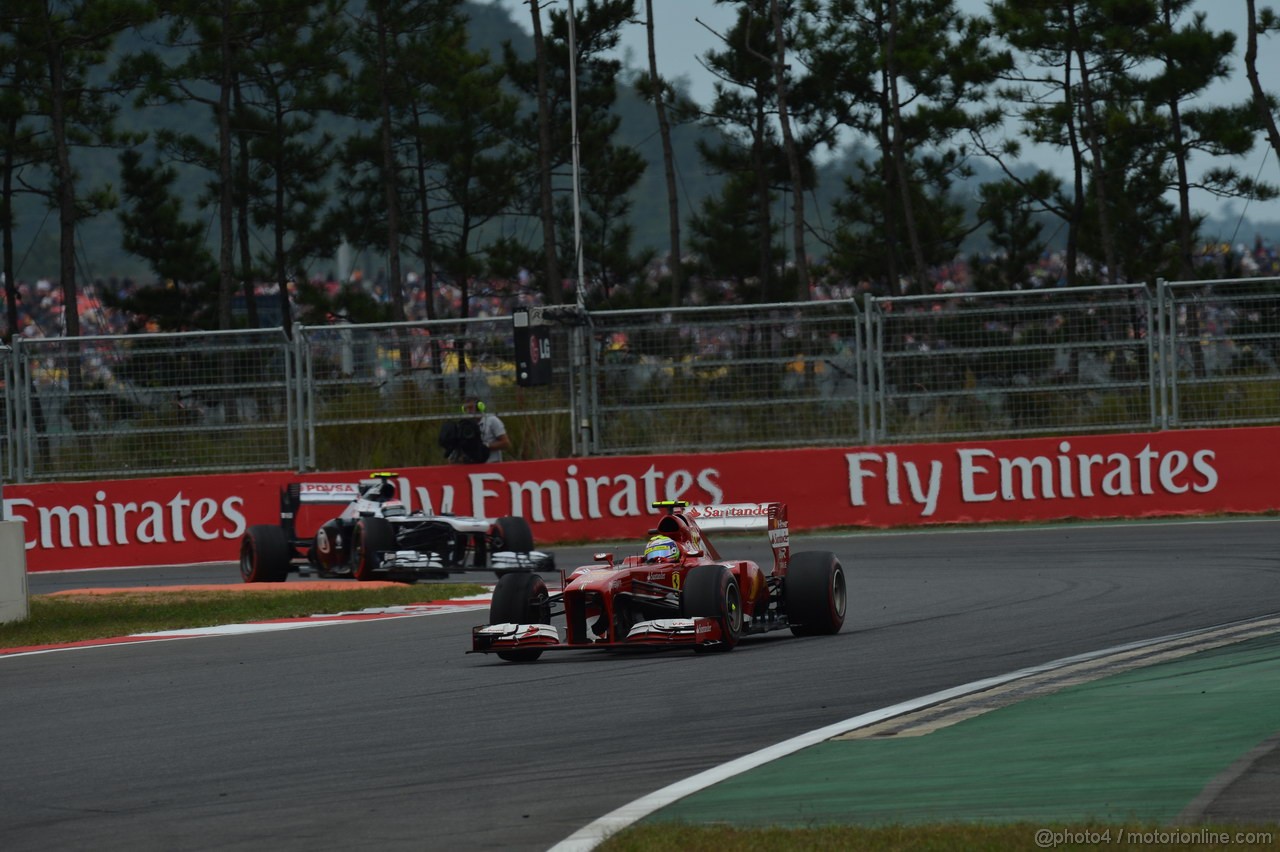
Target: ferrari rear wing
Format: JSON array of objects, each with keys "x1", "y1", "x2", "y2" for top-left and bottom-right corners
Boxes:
[
  {"x1": 681, "y1": 502, "x2": 791, "y2": 575},
  {"x1": 682, "y1": 502, "x2": 782, "y2": 532}
]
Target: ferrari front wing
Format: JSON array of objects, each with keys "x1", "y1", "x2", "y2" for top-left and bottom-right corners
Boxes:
[{"x1": 470, "y1": 617, "x2": 728, "y2": 654}]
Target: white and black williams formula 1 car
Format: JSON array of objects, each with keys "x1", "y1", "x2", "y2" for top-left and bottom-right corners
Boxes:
[{"x1": 240, "y1": 472, "x2": 555, "y2": 583}]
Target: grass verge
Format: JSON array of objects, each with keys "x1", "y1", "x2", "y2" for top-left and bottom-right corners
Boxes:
[
  {"x1": 597, "y1": 823, "x2": 1279, "y2": 851},
  {"x1": 0, "y1": 583, "x2": 487, "y2": 648}
]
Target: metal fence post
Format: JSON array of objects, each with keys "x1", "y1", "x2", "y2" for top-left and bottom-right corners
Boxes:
[
  {"x1": 293, "y1": 326, "x2": 309, "y2": 472},
  {"x1": 1155, "y1": 278, "x2": 1168, "y2": 430},
  {"x1": 571, "y1": 323, "x2": 589, "y2": 456},
  {"x1": 0, "y1": 343, "x2": 10, "y2": 495},
  {"x1": 14, "y1": 338, "x2": 32, "y2": 482},
  {"x1": 865, "y1": 297, "x2": 882, "y2": 444}
]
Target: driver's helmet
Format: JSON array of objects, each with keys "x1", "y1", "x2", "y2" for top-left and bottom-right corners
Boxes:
[
  {"x1": 643, "y1": 535, "x2": 680, "y2": 563},
  {"x1": 360, "y1": 478, "x2": 395, "y2": 501}
]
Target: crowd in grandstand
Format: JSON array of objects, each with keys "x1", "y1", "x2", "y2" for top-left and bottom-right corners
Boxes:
[{"x1": 3, "y1": 236, "x2": 1278, "y2": 341}]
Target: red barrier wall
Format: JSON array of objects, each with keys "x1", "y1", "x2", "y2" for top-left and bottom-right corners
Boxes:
[{"x1": 5, "y1": 426, "x2": 1276, "y2": 572}]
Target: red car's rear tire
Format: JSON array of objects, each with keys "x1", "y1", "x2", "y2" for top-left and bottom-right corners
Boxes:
[{"x1": 786, "y1": 551, "x2": 847, "y2": 636}]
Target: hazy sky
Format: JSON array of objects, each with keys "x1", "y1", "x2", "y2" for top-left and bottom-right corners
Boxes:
[{"x1": 492, "y1": 0, "x2": 1280, "y2": 229}]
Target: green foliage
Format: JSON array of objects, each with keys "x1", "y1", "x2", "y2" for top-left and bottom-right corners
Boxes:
[
  {"x1": 1174, "y1": 374, "x2": 1280, "y2": 423},
  {"x1": 688, "y1": 172, "x2": 781, "y2": 303},
  {"x1": 38, "y1": 421, "x2": 292, "y2": 478},
  {"x1": 6, "y1": 0, "x2": 1280, "y2": 326},
  {"x1": 112, "y1": 149, "x2": 221, "y2": 329},
  {"x1": 309, "y1": 381, "x2": 573, "y2": 470},
  {"x1": 973, "y1": 177, "x2": 1052, "y2": 291},
  {"x1": 4, "y1": 0, "x2": 154, "y2": 338},
  {"x1": 990, "y1": 0, "x2": 1277, "y2": 285},
  {"x1": 417, "y1": 19, "x2": 526, "y2": 317},
  {"x1": 691, "y1": 3, "x2": 790, "y2": 302},
  {"x1": 817, "y1": 0, "x2": 1011, "y2": 294},
  {"x1": 502, "y1": 0, "x2": 645, "y2": 303}
]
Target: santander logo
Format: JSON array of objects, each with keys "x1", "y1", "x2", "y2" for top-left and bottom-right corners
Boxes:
[{"x1": 687, "y1": 504, "x2": 770, "y2": 519}]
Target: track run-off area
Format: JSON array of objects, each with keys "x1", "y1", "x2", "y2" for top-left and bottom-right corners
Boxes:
[{"x1": 4, "y1": 518, "x2": 1279, "y2": 851}]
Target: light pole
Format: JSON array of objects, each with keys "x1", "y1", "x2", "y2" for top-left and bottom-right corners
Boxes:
[
  {"x1": 567, "y1": 0, "x2": 586, "y2": 309},
  {"x1": 564, "y1": 0, "x2": 593, "y2": 455}
]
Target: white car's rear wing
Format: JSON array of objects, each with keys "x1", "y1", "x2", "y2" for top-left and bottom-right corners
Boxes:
[{"x1": 297, "y1": 482, "x2": 361, "y2": 504}]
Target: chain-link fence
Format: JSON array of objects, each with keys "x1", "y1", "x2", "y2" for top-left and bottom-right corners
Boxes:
[
  {"x1": 11, "y1": 329, "x2": 295, "y2": 481},
  {"x1": 867, "y1": 285, "x2": 1157, "y2": 442},
  {"x1": 5, "y1": 279, "x2": 1280, "y2": 483},
  {"x1": 297, "y1": 316, "x2": 577, "y2": 470},
  {"x1": 585, "y1": 302, "x2": 865, "y2": 454},
  {"x1": 1160, "y1": 277, "x2": 1280, "y2": 429}
]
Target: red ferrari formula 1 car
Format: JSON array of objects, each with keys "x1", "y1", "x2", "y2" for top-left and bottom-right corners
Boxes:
[{"x1": 471, "y1": 500, "x2": 846, "y2": 661}]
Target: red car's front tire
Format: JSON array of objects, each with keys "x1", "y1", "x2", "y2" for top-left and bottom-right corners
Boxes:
[{"x1": 682, "y1": 564, "x2": 743, "y2": 652}]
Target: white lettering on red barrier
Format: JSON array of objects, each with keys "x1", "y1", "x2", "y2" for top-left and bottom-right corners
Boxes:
[
  {"x1": 402, "y1": 464, "x2": 725, "y2": 524},
  {"x1": 4, "y1": 491, "x2": 247, "y2": 550},
  {"x1": 847, "y1": 441, "x2": 1219, "y2": 518},
  {"x1": 1, "y1": 428, "x2": 1255, "y2": 572}
]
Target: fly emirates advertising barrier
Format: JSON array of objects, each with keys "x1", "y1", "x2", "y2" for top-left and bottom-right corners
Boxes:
[{"x1": 5, "y1": 426, "x2": 1276, "y2": 572}]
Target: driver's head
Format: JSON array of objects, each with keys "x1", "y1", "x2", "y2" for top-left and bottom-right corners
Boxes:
[
  {"x1": 361, "y1": 478, "x2": 395, "y2": 500},
  {"x1": 643, "y1": 535, "x2": 679, "y2": 563}
]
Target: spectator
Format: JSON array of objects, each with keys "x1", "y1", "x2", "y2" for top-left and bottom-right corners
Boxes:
[{"x1": 463, "y1": 395, "x2": 511, "y2": 463}]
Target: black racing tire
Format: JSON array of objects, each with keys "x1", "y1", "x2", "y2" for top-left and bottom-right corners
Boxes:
[
  {"x1": 489, "y1": 572, "x2": 551, "y2": 662},
  {"x1": 240, "y1": 525, "x2": 290, "y2": 583},
  {"x1": 490, "y1": 516, "x2": 534, "y2": 553},
  {"x1": 786, "y1": 551, "x2": 847, "y2": 637},
  {"x1": 680, "y1": 564, "x2": 743, "y2": 652},
  {"x1": 351, "y1": 517, "x2": 395, "y2": 582}
]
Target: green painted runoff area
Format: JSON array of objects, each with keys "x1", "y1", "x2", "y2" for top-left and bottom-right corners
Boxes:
[{"x1": 648, "y1": 634, "x2": 1280, "y2": 827}]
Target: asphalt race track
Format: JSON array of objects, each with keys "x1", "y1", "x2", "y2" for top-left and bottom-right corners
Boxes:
[{"x1": 5, "y1": 519, "x2": 1280, "y2": 851}]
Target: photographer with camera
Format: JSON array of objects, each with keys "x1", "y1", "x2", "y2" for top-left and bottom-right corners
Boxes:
[{"x1": 439, "y1": 396, "x2": 510, "y2": 464}]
